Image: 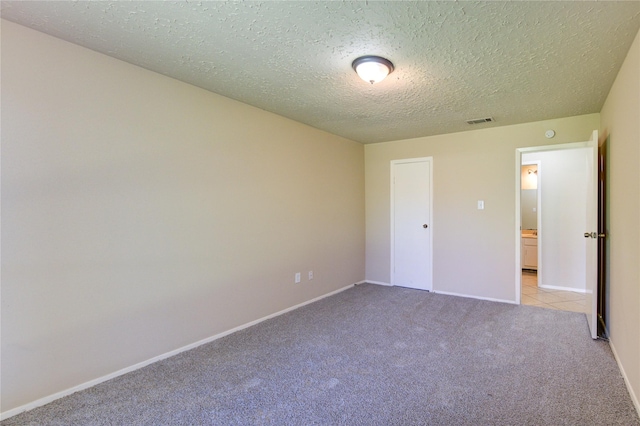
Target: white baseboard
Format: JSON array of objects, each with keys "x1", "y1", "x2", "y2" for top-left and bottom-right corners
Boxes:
[
  {"x1": 433, "y1": 290, "x2": 517, "y2": 305},
  {"x1": 608, "y1": 338, "x2": 640, "y2": 417},
  {"x1": 538, "y1": 284, "x2": 587, "y2": 293},
  {"x1": 0, "y1": 283, "x2": 355, "y2": 421},
  {"x1": 363, "y1": 280, "x2": 392, "y2": 286}
]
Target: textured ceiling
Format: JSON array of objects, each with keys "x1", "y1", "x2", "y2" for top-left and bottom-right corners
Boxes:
[{"x1": 2, "y1": 1, "x2": 640, "y2": 144}]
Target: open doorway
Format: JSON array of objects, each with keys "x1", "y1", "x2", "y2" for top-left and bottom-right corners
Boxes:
[
  {"x1": 517, "y1": 145, "x2": 592, "y2": 314},
  {"x1": 520, "y1": 161, "x2": 544, "y2": 306}
]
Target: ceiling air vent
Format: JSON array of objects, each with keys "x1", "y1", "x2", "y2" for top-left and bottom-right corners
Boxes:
[{"x1": 466, "y1": 117, "x2": 494, "y2": 125}]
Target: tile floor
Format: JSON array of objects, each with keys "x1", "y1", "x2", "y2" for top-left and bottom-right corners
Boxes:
[{"x1": 521, "y1": 270, "x2": 586, "y2": 313}]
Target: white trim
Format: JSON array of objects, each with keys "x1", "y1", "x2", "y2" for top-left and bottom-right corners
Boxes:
[
  {"x1": 390, "y1": 157, "x2": 434, "y2": 291},
  {"x1": 515, "y1": 151, "x2": 522, "y2": 304},
  {"x1": 538, "y1": 284, "x2": 587, "y2": 294},
  {"x1": 518, "y1": 141, "x2": 591, "y2": 153},
  {"x1": 609, "y1": 338, "x2": 640, "y2": 417},
  {"x1": 0, "y1": 283, "x2": 355, "y2": 421},
  {"x1": 432, "y1": 290, "x2": 516, "y2": 305},
  {"x1": 364, "y1": 280, "x2": 392, "y2": 286}
]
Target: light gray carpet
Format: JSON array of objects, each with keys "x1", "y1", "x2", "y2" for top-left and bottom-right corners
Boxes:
[{"x1": 3, "y1": 284, "x2": 639, "y2": 425}]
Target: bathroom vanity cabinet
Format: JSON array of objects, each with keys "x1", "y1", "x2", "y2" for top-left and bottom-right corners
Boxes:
[{"x1": 522, "y1": 236, "x2": 538, "y2": 270}]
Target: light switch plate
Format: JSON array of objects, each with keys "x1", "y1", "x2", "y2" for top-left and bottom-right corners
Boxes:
[{"x1": 478, "y1": 200, "x2": 484, "y2": 210}]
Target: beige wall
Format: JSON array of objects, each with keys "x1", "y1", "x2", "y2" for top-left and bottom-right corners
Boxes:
[
  {"x1": 600, "y1": 29, "x2": 640, "y2": 411},
  {"x1": 365, "y1": 114, "x2": 600, "y2": 301},
  {"x1": 1, "y1": 20, "x2": 365, "y2": 412}
]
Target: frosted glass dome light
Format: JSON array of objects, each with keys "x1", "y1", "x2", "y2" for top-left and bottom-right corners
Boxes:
[{"x1": 352, "y1": 56, "x2": 394, "y2": 84}]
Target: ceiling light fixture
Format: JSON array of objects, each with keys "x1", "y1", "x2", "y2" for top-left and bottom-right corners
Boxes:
[{"x1": 352, "y1": 56, "x2": 394, "y2": 84}]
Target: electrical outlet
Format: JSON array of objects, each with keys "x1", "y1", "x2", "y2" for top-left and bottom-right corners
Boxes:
[
  {"x1": 295, "y1": 272, "x2": 301, "y2": 284},
  {"x1": 308, "y1": 271, "x2": 314, "y2": 280}
]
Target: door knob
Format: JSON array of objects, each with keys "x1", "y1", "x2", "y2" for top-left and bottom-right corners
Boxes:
[{"x1": 423, "y1": 224, "x2": 428, "y2": 228}]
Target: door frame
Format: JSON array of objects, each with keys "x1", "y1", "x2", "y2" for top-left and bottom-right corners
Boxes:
[
  {"x1": 515, "y1": 141, "x2": 592, "y2": 305},
  {"x1": 390, "y1": 157, "x2": 434, "y2": 290}
]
